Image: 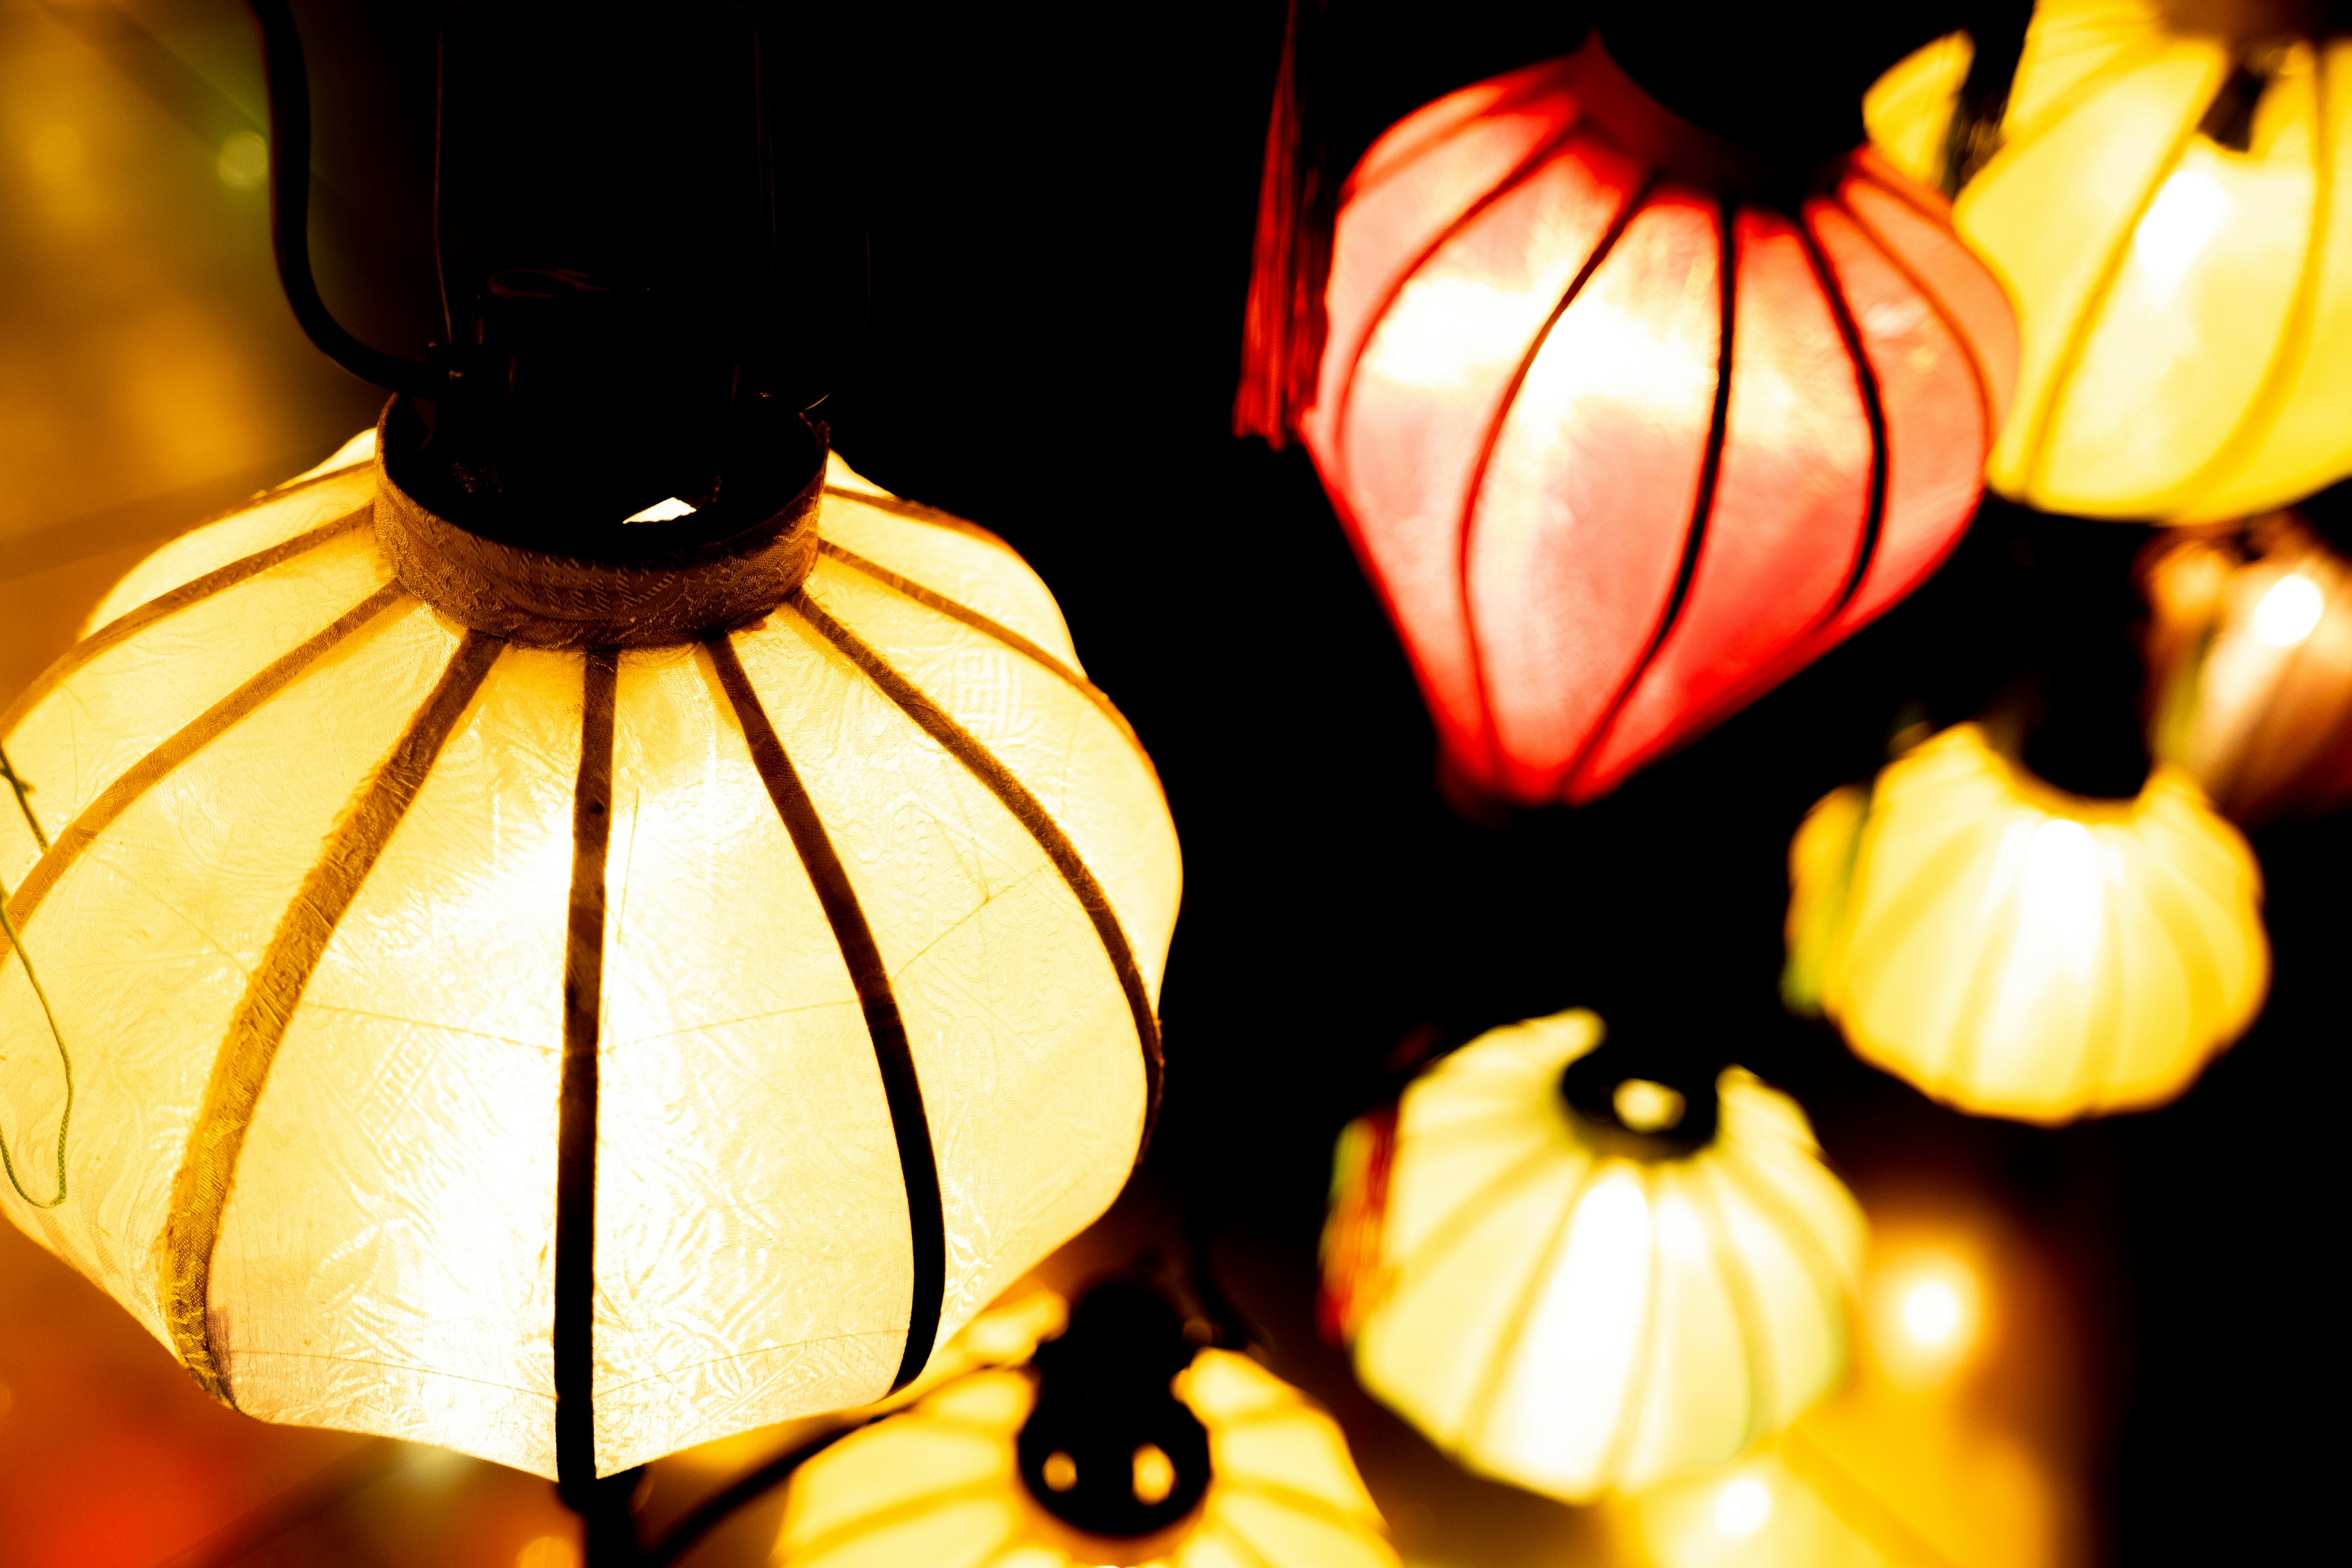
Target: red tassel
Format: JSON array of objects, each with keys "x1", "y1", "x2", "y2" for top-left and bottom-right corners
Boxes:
[{"x1": 1234, "y1": 0, "x2": 1333, "y2": 447}]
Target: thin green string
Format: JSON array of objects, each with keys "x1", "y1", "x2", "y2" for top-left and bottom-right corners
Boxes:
[
  {"x1": 0, "y1": 743, "x2": 48, "y2": 851},
  {"x1": 0, "y1": 871, "x2": 70, "y2": 1208}
]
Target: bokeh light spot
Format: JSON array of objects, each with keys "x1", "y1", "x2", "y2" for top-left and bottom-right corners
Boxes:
[
  {"x1": 1713, "y1": 1474, "x2": 1773, "y2": 1538},
  {"x1": 216, "y1": 132, "x2": 270, "y2": 192},
  {"x1": 2253, "y1": 572, "x2": 2324, "y2": 647}
]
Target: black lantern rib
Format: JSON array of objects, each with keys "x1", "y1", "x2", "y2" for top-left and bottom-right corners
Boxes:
[
  {"x1": 554, "y1": 649, "x2": 620, "y2": 1499},
  {"x1": 704, "y1": 632, "x2": 947, "y2": 1395}
]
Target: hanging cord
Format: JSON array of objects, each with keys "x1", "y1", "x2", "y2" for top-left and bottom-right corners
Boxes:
[
  {"x1": 0, "y1": 870, "x2": 72, "y2": 1209},
  {"x1": 1, "y1": 744, "x2": 47, "y2": 851},
  {"x1": 1234, "y1": 0, "x2": 1334, "y2": 446},
  {"x1": 243, "y1": 0, "x2": 446, "y2": 395}
]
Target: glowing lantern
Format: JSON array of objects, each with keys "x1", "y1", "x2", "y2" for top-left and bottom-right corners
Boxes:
[
  {"x1": 1323, "y1": 1010, "x2": 1864, "y2": 1501},
  {"x1": 0, "y1": 424, "x2": 1179, "y2": 1483},
  {"x1": 774, "y1": 1286, "x2": 1398, "y2": 1568},
  {"x1": 2141, "y1": 510, "x2": 2352, "y2": 822},
  {"x1": 1786, "y1": 722, "x2": 2266, "y2": 1123},
  {"x1": 1867, "y1": 1, "x2": 2352, "y2": 521},
  {"x1": 1300, "y1": 37, "x2": 2016, "y2": 805}
]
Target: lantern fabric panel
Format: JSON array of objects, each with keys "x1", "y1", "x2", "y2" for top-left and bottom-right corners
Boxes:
[
  {"x1": 0, "y1": 499, "x2": 391, "y2": 892},
  {"x1": 1, "y1": 452, "x2": 1177, "y2": 1480},
  {"x1": 1305, "y1": 45, "x2": 2015, "y2": 804},
  {"x1": 210, "y1": 644, "x2": 579, "y2": 1474},
  {"x1": 1348, "y1": 1011, "x2": 1863, "y2": 1501},
  {"x1": 589, "y1": 641, "x2": 913, "y2": 1472},
  {"x1": 774, "y1": 1351, "x2": 1397, "y2": 1568},
  {"x1": 1867, "y1": 7, "x2": 2352, "y2": 520},
  {"x1": 1801, "y1": 723, "x2": 2267, "y2": 1122}
]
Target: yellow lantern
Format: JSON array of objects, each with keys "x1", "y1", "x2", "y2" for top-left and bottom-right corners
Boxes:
[
  {"x1": 772, "y1": 1305, "x2": 1398, "y2": 1568},
  {"x1": 0, "y1": 420, "x2": 1180, "y2": 1483},
  {"x1": 1866, "y1": 1, "x2": 2352, "y2": 521},
  {"x1": 1787, "y1": 722, "x2": 2266, "y2": 1123},
  {"x1": 2141, "y1": 510, "x2": 2352, "y2": 823},
  {"x1": 1327, "y1": 1011, "x2": 1865, "y2": 1502}
]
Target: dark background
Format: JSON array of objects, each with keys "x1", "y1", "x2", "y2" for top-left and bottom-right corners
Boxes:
[{"x1": 4, "y1": 1, "x2": 2344, "y2": 1561}]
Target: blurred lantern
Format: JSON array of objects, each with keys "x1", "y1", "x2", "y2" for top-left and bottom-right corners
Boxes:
[
  {"x1": 1867, "y1": 0, "x2": 2352, "y2": 521},
  {"x1": 1322, "y1": 1010, "x2": 1864, "y2": 1501},
  {"x1": 1785, "y1": 722, "x2": 2266, "y2": 1123},
  {"x1": 1250, "y1": 30, "x2": 2015, "y2": 805},
  {"x1": 0, "y1": 0, "x2": 1178, "y2": 1512},
  {"x1": 2140, "y1": 508, "x2": 2352, "y2": 823},
  {"x1": 773, "y1": 1284, "x2": 1398, "y2": 1568}
]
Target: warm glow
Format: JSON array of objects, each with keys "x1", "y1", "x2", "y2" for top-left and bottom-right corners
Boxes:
[
  {"x1": 1868, "y1": 1247, "x2": 1986, "y2": 1392},
  {"x1": 1792, "y1": 723, "x2": 2267, "y2": 1122},
  {"x1": 216, "y1": 132, "x2": 270, "y2": 193},
  {"x1": 622, "y1": 496, "x2": 697, "y2": 523},
  {"x1": 2130, "y1": 167, "x2": 2229, "y2": 307},
  {"x1": 1612, "y1": 1077, "x2": 1684, "y2": 1133},
  {"x1": 1867, "y1": 10, "x2": 2352, "y2": 520},
  {"x1": 515, "y1": 1536, "x2": 579, "y2": 1568},
  {"x1": 773, "y1": 1352, "x2": 1398, "y2": 1567},
  {"x1": 0, "y1": 445, "x2": 1180, "y2": 1481},
  {"x1": 1041, "y1": 1452, "x2": 1077, "y2": 1492},
  {"x1": 1712, "y1": 1475, "x2": 1773, "y2": 1539},
  {"x1": 2252, "y1": 571, "x2": 2324, "y2": 647},
  {"x1": 1308, "y1": 40, "x2": 2014, "y2": 806},
  {"x1": 1130, "y1": 1443, "x2": 1175, "y2": 1506},
  {"x1": 1340, "y1": 1011, "x2": 1864, "y2": 1501}
]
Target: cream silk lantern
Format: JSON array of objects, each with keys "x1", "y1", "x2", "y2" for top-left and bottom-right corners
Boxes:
[
  {"x1": 1325, "y1": 1009, "x2": 1864, "y2": 1502},
  {"x1": 1866, "y1": 0, "x2": 2352, "y2": 521},
  {"x1": 0, "y1": 418, "x2": 1180, "y2": 1483},
  {"x1": 1786, "y1": 722, "x2": 2266, "y2": 1122}
]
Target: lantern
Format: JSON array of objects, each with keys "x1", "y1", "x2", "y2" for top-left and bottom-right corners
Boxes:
[
  {"x1": 1786, "y1": 722, "x2": 2266, "y2": 1123},
  {"x1": 1866, "y1": 1, "x2": 2352, "y2": 521},
  {"x1": 1326, "y1": 1009, "x2": 1864, "y2": 1501},
  {"x1": 0, "y1": 425, "x2": 1180, "y2": 1482},
  {"x1": 2140, "y1": 510, "x2": 2352, "y2": 823},
  {"x1": 773, "y1": 1287, "x2": 1398, "y2": 1568},
  {"x1": 1301, "y1": 36, "x2": 2016, "y2": 805}
]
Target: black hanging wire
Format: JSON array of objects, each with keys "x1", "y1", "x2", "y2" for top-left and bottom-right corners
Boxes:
[{"x1": 245, "y1": 0, "x2": 448, "y2": 395}]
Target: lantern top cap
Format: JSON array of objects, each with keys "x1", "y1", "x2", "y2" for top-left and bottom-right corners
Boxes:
[{"x1": 372, "y1": 394, "x2": 829, "y2": 649}]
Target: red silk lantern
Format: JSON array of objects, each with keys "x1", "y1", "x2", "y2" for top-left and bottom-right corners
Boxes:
[{"x1": 1299, "y1": 39, "x2": 2018, "y2": 805}]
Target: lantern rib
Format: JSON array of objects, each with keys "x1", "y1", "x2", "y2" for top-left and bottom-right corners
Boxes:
[
  {"x1": 1328, "y1": 121, "x2": 1591, "y2": 491},
  {"x1": 812, "y1": 542, "x2": 1163, "y2": 794},
  {"x1": 1834, "y1": 177, "x2": 2000, "y2": 446},
  {"x1": 1555, "y1": 189, "x2": 1738, "y2": 797},
  {"x1": 1793, "y1": 214, "x2": 1891, "y2": 623},
  {"x1": 0, "y1": 505, "x2": 375, "y2": 740},
  {"x1": 157, "y1": 628, "x2": 505, "y2": 1404},
  {"x1": 554, "y1": 649, "x2": 618, "y2": 1493},
  {"x1": 2163, "y1": 56, "x2": 2337, "y2": 513},
  {"x1": 702, "y1": 631, "x2": 946, "y2": 1395},
  {"x1": 1376, "y1": 1135, "x2": 1559, "y2": 1294},
  {"x1": 1711, "y1": 1143, "x2": 1853, "y2": 1340},
  {"x1": 1928, "y1": 821, "x2": 2030, "y2": 1103},
  {"x1": 1195, "y1": 1518, "x2": 1280, "y2": 1568},
  {"x1": 2, "y1": 582, "x2": 411, "y2": 937},
  {"x1": 1455, "y1": 1153, "x2": 1602, "y2": 1459},
  {"x1": 786, "y1": 595, "x2": 1167, "y2": 1167},
  {"x1": 2016, "y1": 85, "x2": 2213, "y2": 498},
  {"x1": 820, "y1": 485, "x2": 1015, "y2": 550},
  {"x1": 1689, "y1": 1161, "x2": 1780, "y2": 1451}
]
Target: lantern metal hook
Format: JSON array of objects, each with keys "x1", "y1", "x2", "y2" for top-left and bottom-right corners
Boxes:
[{"x1": 244, "y1": 0, "x2": 451, "y2": 396}]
